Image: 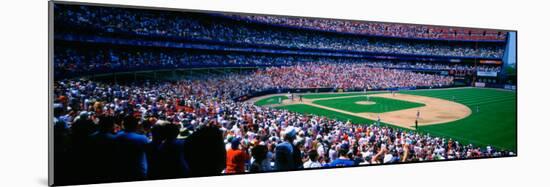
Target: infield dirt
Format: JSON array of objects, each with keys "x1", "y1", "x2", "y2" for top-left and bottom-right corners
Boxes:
[{"x1": 249, "y1": 92, "x2": 471, "y2": 129}]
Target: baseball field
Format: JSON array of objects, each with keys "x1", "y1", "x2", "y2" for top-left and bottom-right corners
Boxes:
[{"x1": 252, "y1": 87, "x2": 517, "y2": 151}]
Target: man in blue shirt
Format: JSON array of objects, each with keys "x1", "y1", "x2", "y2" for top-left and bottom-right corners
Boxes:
[
  {"x1": 328, "y1": 143, "x2": 356, "y2": 167},
  {"x1": 115, "y1": 115, "x2": 149, "y2": 180},
  {"x1": 275, "y1": 126, "x2": 302, "y2": 170}
]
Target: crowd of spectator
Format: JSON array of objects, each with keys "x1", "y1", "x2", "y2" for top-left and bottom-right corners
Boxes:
[
  {"x1": 54, "y1": 5, "x2": 505, "y2": 59},
  {"x1": 52, "y1": 5, "x2": 511, "y2": 184},
  {"x1": 223, "y1": 14, "x2": 507, "y2": 41},
  {"x1": 55, "y1": 56, "x2": 454, "y2": 92},
  {"x1": 54, "y1": 48, "x2": 296, "y2": 76},
  {"x1": 364, "y1": 62, "x2": 501, "y2": 72},
  {"x1": 53, "y1": 75, "x2": 512, "y2": 183},
  {"x1": 255, "y1": 63, "x2": 454, "y2": 89},
  {"x1": 54, "y1": 47, "x2": 500, "y2": 78}
]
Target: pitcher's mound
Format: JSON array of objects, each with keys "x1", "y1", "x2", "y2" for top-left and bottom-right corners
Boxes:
[{"x1": 355, "y1": 101, "x2": 376, "y2": 105}]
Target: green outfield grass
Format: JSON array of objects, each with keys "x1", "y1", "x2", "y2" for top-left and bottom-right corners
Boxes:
[
  {"x1": 258, "y1": 88, "x2": 517, "y2": 151},
  {"x1": 400, "y1": 88, "x2": 517, "y2": 151},
  {"x1": 312, "y1": 96, "x2": 425, "y2": 113},
  {"x1": 255, "y1": 96, "x2": 288, "y2": 106},
  {"x1": 275, "y1": 104, "x2": 375, "y2": 124},
  {"x1": 301, "y1": 91, "x2": 385, "y2": 99},
  {"x1": 275, "y1": 104, "x2": 402, "y2": 130}
]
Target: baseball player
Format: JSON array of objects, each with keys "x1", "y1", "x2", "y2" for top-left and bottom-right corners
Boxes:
[{"x1": 377, "y1": 114, "x2": 381, "y2": 126}]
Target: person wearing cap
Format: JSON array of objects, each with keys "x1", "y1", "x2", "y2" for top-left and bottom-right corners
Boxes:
[
  {"x1": 274, "y1": 126, "x2": 302, "y2": 170},
  {"x1": 328, "y1": 143, "x2": 356, "y2": 167},
  {"x1": 225, "y1": 138, "x2": 250, "y2": 173}
]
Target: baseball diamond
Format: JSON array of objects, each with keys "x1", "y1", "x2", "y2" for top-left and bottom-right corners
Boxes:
[{"x1": 251, "y1": 87, "x2": 516, "y2": 150}]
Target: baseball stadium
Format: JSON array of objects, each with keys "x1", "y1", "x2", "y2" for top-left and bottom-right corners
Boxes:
[{"x1": 51, "y1": 2, "x2": 517, "y2": 185}]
